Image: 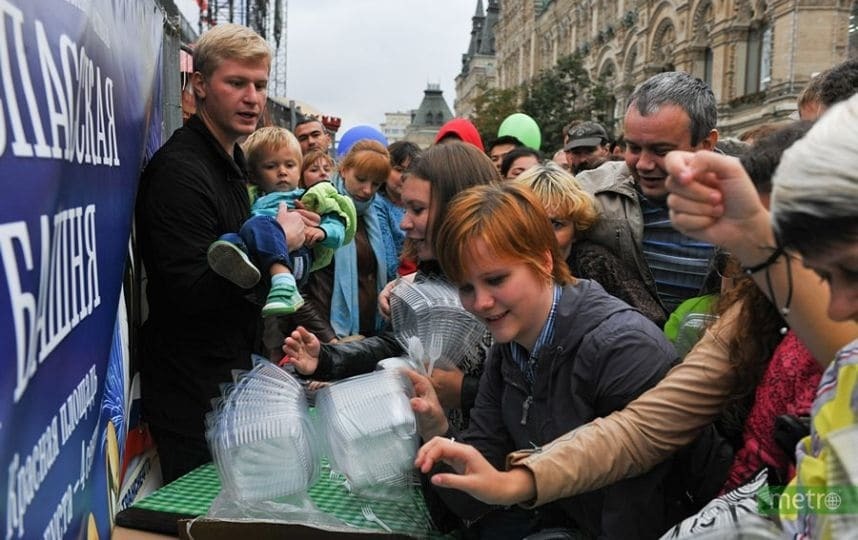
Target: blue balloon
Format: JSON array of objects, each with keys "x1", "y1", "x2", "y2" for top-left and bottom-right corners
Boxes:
[{"x1": 336, "y1": 125, "x2": 389, "y2": 158}]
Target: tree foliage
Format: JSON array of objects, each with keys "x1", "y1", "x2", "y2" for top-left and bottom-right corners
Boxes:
[
  {"x1": 590, "y1": 76, "x2": 618, "y2": 132},
  {"x1": 470, "y1": 84, "x2": 522, "y2": 147},
  {"x1": 469, "y1": 54, "x2": 617, "y2": 153},
  {"x1": 520, "y1": 54, "x2": 593, "y2": 152}
]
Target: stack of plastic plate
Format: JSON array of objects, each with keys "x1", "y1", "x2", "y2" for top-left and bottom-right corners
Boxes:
[
  {"x1": 206, "y1": 356, "x2": 319, "y2": 501},
  {"x1": 315, "y1": 369, "x2": 417, "y2": 499},
  {"x1": 389, "y1": 277, "x2": 487, "y2": 373}
]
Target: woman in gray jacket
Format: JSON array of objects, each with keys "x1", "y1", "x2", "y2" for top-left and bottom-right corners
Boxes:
[{"x1": 410, "y1": 183, "x2": 679, "y2": 539}]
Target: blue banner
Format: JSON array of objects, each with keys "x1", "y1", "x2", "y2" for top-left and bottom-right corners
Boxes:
[{"x1": 0, "y1": 1, "x2": 163, "y2": 538}]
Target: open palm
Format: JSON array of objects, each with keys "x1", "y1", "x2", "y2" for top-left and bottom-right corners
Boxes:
[{"x1": 282, "y1": 326, "x2": 321, "y2": 375}]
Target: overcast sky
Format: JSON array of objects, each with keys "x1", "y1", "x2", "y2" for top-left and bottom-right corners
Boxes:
[
  {"x1": 286, "y1": 1, "x2": 476, "y2": 138},
  {"x1": 174, "y1": 0, "x2": 476, "y2": 138}
]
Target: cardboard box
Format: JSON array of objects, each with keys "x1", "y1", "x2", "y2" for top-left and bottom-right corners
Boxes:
[{"x1": 178, "y1": 518, "x2": 415, "y2": 539}]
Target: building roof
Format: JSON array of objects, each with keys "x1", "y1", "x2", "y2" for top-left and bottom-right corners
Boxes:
[
  {"x1": 409, "y1": 84, "x2": 453, "y2": 128},
  {"x1": 468, "y1": 0, "x2": 485, "y2": 56},
  {"x1": 479, "y1": 0, "x2": 499, "y2": 55},
  {"x1": 461, "y1": 0, "x2": 499, "y2": 76}
]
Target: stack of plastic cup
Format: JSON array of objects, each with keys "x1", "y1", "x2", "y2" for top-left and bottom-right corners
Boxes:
[
  {"x1": 389, "y1": 277, "x2": 487, "y2": 373},
  {"x1": 206, "y1": 356, "x2": 319, "y2": 501},
  {"x1": 315, "y1": 369, "x2": 417, "y2": 499}
]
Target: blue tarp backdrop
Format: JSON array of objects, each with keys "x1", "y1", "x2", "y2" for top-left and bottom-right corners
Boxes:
[{"x1": 0, "y1": 0, "x2": 162, "y2": 538}]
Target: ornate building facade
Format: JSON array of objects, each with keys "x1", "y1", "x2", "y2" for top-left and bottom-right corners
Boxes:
[
  {"x1": 459, "y1": 0, "x2": 857, "y2": 135},
  {"x1": 380, "y1": 111, "x2": 412, "y2": 144},
  {"x1": 456, "y1": 0, "x2": 501, "y2": 118}
]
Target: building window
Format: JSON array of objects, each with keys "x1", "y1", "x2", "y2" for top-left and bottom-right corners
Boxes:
[
  {"x1": 849, "y1": 1, "x2": 858, "y2": 58},
  {"x1": 652, "y1": 20, "x2": 677, "y2": 72},
  {"x1": 598, "y1": 62, "x2": 618, "y2": 129},
  {"x1": 704, "y1": 47, "x2": 714, "y2": 86},
  {"x1": 760, "y1": 25, "x2": 772, "y2": 88},
  {"x1": 692, "y1": 2, "x2": 715, "y2": 86},
  {"x1": 745, "y1": 23, "x2": 772, "y2": 93}
]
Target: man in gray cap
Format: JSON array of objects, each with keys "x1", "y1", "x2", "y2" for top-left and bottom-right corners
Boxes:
[{"x1": 563, "y1": 121, "x2": 611, "y2": 174}]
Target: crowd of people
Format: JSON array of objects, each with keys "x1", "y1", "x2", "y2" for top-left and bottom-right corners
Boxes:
[{"x1": 136, "y1": 21, "x2": 858, "y2": 539}]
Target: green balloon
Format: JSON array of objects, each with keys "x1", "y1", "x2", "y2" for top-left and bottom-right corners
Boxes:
[{"x1": 498, "y1": 113, "x2": 542, "y2": 150}]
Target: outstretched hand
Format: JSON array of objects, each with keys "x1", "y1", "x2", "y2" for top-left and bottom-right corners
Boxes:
[
  {"x1": 378, "y1": 273, "x2": 416, "y2": 320},
  {"x1": 378, "y1": 279, "x2": 397, "y2": 320},
  {"x1": 665, "y1": 150, "x2": 772, "y2": 254},
  {"x1": 404, "y1": 369, "x2": 448, "y2": 440},
  {"x1": 281, "y1": 326, "x2": 321, "y2": 375},
  {"x1": 414, "y1": 437, "x2": 537, "y2": 506}
]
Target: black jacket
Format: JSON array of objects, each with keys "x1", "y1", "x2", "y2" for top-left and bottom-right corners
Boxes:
[
  {"x1": 433, "y1": 280, "x2": 678, "y2": 538},
  {"x1": 135, "y1": 115, "x2": 260, "y2": 435},
  {"x1": 567, "y1": 240, "x2": 666, "y2": 327}
]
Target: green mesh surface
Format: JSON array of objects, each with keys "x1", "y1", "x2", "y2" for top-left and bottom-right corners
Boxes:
[
  {"x1": 132, "y1": 461, "x2": 449, "y2": 537},
  {"x1": 133, "y1": 463, "x2": 220, "y2": 516}
]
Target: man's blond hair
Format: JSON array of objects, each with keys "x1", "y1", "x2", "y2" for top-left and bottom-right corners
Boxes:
[{"x1": 194, "y1": 23, "x2": 271, "y2": 78}]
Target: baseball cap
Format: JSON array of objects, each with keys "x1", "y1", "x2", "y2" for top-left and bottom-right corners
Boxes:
[{"x1": 564, "y1": 121, "x2": 608, "y2": 151}]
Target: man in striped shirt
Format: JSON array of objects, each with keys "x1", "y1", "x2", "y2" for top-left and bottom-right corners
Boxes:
[{"x1": 578, "y1": 72, "x2": 720, "y2": 315}]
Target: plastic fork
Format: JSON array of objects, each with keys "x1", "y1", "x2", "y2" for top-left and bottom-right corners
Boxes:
[
  {"x1": 361, "y1": 504, "x2": 392, "y2": 532},
  {"x1": 427, "y1": 332, "x2": 442, "y2": 376}
]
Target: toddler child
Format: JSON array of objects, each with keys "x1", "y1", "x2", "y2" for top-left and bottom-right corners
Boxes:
[
  {"x1": 300, "y1": 149, "x2": 335, "y2": 188},
  {"x1": 207, "y1": 127, "x2": 356, "y2": 317}
]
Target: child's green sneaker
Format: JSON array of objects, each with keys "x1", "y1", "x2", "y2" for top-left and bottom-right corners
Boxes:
[
  {"x1": 262, "y1": 273, "x2": 304, "y2": 316},
  {"x1": 207, "y1": 237, "x2": 261, "y2": 289}
]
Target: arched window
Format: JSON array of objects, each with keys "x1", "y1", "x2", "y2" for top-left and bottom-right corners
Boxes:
[
  {"x1": 745, "y1": 21, "x2": 772, "y2": 93},
  {"x1": 849, "y1": 0, "x2": 857, "y2": 58},
  {"x1": 704, "y1": 47, "x2": 714, "y2": 85},
  {"x1": 600, "y1": 60, "x2": 616, "y2": 82},
  {"x1": 692, "y1": 1, "x2": 715, "y2": 85},
  {"x1": 620, "y1": 44, "x2": 639, "y2": 112},
  {"x1": 598, "y1": 61, "x2": 618, "y2": 128},
  {"x1": 651, "y1": 19, "x2": 677, "y2": 72},
  {"x1": 624, "y1": 44, "x2": 638, "y2": 82},
  {"x1": 745, "y1": 2, "x2": 772, "y2": 94}
]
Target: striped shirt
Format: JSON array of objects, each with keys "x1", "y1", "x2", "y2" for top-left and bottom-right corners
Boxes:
[
  {"x1": 639, "y1": 194, "x2": 715, "y2": 313},
  {"x1": 510, "y1": 285, "x2": 562, "y2": 386}
]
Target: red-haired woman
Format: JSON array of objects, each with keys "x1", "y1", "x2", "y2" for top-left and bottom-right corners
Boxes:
[{"x1": 409, "y1": 183, "x2": 678, "y2": 538}]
